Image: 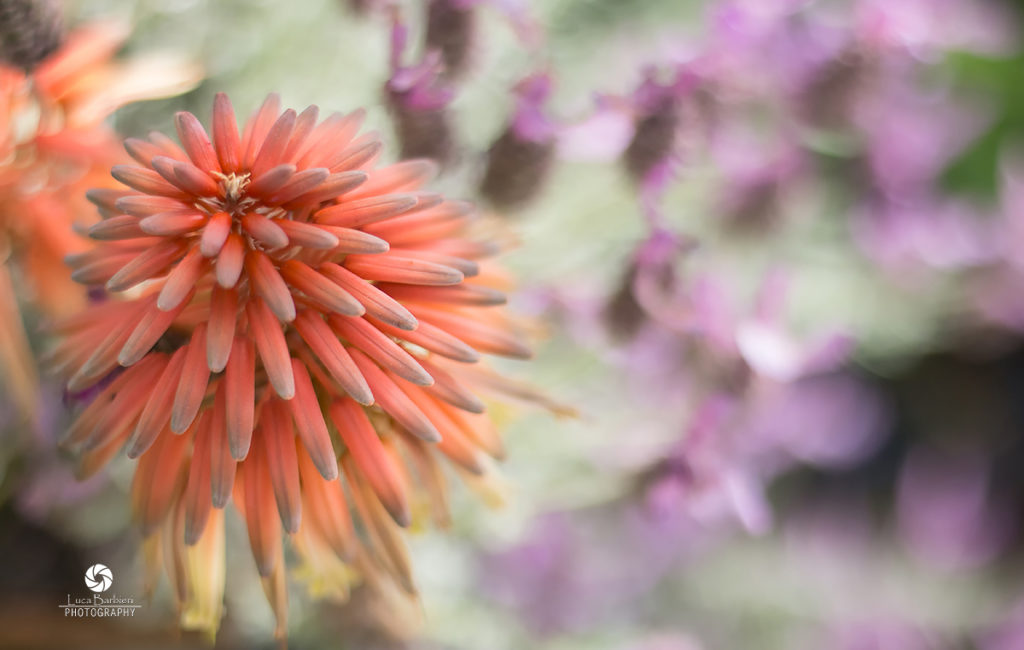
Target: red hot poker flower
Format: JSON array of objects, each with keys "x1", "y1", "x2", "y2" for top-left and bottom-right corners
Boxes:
[{"x1": 54, "y1": 93, "x2": 547, "y2": 638}]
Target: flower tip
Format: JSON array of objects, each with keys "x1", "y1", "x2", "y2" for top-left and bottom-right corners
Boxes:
[
  {"x1": 394, "y1": 315, "x2": 418, "y2": 332},
  {"x1": 350, "y1": 389, "x2": 375, "y2": 407},
  {"x1": 391, "y1": 504, "x2": 413, "y2": 529},
  {"x1": 125, "y1": 437, "x2": 150, "y2": 460},
  {"x1": 183, "y1": 523, "x2": 203, "y2": 547}
]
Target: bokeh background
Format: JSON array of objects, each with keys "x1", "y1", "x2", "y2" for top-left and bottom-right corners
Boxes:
[{"x1": 4, "y1": 0, "x2": 1024, "y2": 648}]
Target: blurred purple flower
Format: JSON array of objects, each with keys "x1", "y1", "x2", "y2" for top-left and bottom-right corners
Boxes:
[
  {"x1": 711, "y1": 127, "x2": 805, "y2": 233},
  {"x1": 980, "y1": 600, "x2": 1024, "y2": 650},
  {"x1": 826, "y1": 619, "x2": 943, "y2": 650},
  {"x1": 852, "y1": 196, "x2": 997, "y2": 278},
  {"x1": 479, "y1": 72, "x2": 559, "y2": 211},
  {"x1": 856, "y1": 82, "x2": 988, "y2": 200},
  {"x1": 386, "y1": 9, "x2": 458, "y2": 166},
  {"x1": 896, "y1": 447, "x2": 1014, "y2": 571},
  {"x1": 9, "y1": 383, "x2": 108, "y2": 523}
]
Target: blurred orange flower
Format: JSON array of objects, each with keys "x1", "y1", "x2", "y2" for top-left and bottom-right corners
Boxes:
[{"x1": 0, "y1": 19, "x2": 200, "y2": 417}]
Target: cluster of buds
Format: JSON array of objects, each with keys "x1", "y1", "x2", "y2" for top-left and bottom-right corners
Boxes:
[{"x1": 54, "y1": 93, "x2": 548, "y2": 637}]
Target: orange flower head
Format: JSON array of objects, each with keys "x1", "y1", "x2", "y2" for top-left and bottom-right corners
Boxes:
[{"x1": 56, "y1": 93, "x2": 547, "y2": 638}]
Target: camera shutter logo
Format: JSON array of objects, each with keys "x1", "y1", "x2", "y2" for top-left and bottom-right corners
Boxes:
[{"x1": 84, "y1": 564, "x2": 113, "y2": 593}]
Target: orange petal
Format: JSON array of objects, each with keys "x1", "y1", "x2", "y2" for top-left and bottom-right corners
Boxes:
[
  {"x1": 106, "y1": 239, "x2": 188, "y2": 292},
  {"x1": 63, "y1": 354, "x2": 164, "y2": 450},
  {"x1": 119, "y1": 287, "x2": 195, "y2": 366},
  {"x1": 318, "y1": 226, "x2": 390, "y2": 254},
  {"x1": 128, "y1": 345, "x2": 188, "y2": 458},
  {"x1": 209, "y1": 383, "x2": 237, "y2": 506},
  {"x1": 262, "y1": 399, "x2": 302, "y2": 533},
  {"x1": 261, "y1": 548, "x2": 289, "y2": 642},
  {"x1": 298, "y1": 451, "x2": 357, "y2": 560},
  {"x1": 68, "y1": 299, "x2": 150, "y2": 390},
  {"x1": 267, "y1": 168, "x2": 329, "y2": 205},
  {"x1": 320, "y1": 263, "x2": 417, "y2": 330},
  {"x1": 325, "y1": 134, "x2": 381, "y2": 172},
  {"x1": 280, "y1": 260, "x2": 363, "y2": 316},
  {"x1": 245, "y1": 250, "x2": 295, "y2": 322},
  {"x1": 329, "y1": 315, "x2": 432, "y2": 386},
  {"x1": 200, "y1": 211, "x2": 232, "y2": 257},
  {"x1": 68, "y1": 248, "x2": 140, "y2": 285},
  {"x1": 251, "y1": 108, "x2": 296, "y2": 178},
  {"x1": 149, "y1": 130, "x2": 189, "y2": 160},
  {"x1": 175, "y1": 111, "x2": 221, "y2": 174},
  {"x1": 132, "y1": 423, "x2": 191, "y2": 535},
  {"x1": 173, "y1": 158, "x2": 221, "y2": 196},
  {"x1": 246, "y1": 163, "x2": 296, "y2": 198},
  {"x1": 349, "y1": 349, "x2": 440, "y2": 442},
  {"x1": 116, "y1": 194, "x2": 189, "y2": 217},
  {"x1": 124, "y1": 137, "x2": 168, "y2": 166},
  {"x1": 287, "y1": 359, "x2": 338, "y2": 480},
  {"x1": 240, "y1": 213, "x2": 289, "y2": 251},
  {"x1": 296, "y1": 108, "x2": 364, "y2": 168},
  {"x1": 293, "y1": 310, "x2": 373, "y2": 405},
  {"x1": 273, "y1": 220, "x2": 339, "y2": 250},
  {"x1": 412, "y1": 305, "x2": 532, "y2": 359},
  {"x1": 246, "y1": 299, "x2": 295, "y2": 399},
  {"x1": 418, "y1": 357, "x2": 486, "y2": 414},
  {"x1": 282, "y1": 105, "x2": 319, "y2": 162},
  {"x1": 184, "y1": 412, "x2": 213, "y2": 545},
  {"x1": 70, "y1": 354, "x2": 166, "y2": 451},
  {"x1": 139, "y1": 210, "x2": 208, "y2": 236},
  {"x1": 366, "y1": 200, "x2": 472, "y2": 246},
  {"x1": 242, "y1": 94, "x2": 282, "y2": 169},
  {"x1": 207, "y1": 285, "x2": 238, "y2": 372},
  {"x1": 111, "y1": 165, "x2": 188, "y2": 198},
  {"x1": 285, "y1": 171, "x2": 366, "y2": 206},
  {"x1": 398, "y1": 434, "x2": 451, "y2": 528},
  {"x1": 215, "y1": 233, "x2": 245, "y2": 288},
  {"x1": 440, "y1": 401, "x2": 504, "y2": 460},
  {"x1": 315, "y1": 193, "x2": 418, "y2": 228},
  {"x1": 212, "y1": 93, "x2": 242, "y2": 173},
  {"x1": 171, "y1": 324, "x2": 211, "y2": 434},
  {"x1": 388, "y1": 248, "x2": 479, "y2": 277},
  {"x1": 373, "y1": 316, "x2": 478, "y2": 363},
  {"x1": 241, "y1": 444, "x2": 283, "y2": 576},
  {"x1": 341, "y1": 456, "x2": 415, "y2": 593},
  {"x1": 376, "y1": 283, "x2": 507, "y2": 307},
  {"x1": 348, "y1": 159, "x2": 436, "y2": 199},
  {"x1": 400, "y1": 384, "x2": 486, "y2": 474},
  {"x1": 224, "y1": 336, "x2": 256, "y2": 459},
  {"x1": 329, "y1": 399, "x2": 410, "y2": 527},
  {"x1": 88, "y1": 215, "x2": 146, "y2": 241},
  {"x1": 158, "y1": 246, "x2": 207, "y2": 311},
  {"x1": 344, "y1": 254, "x2": 463, "y2": 286}
]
